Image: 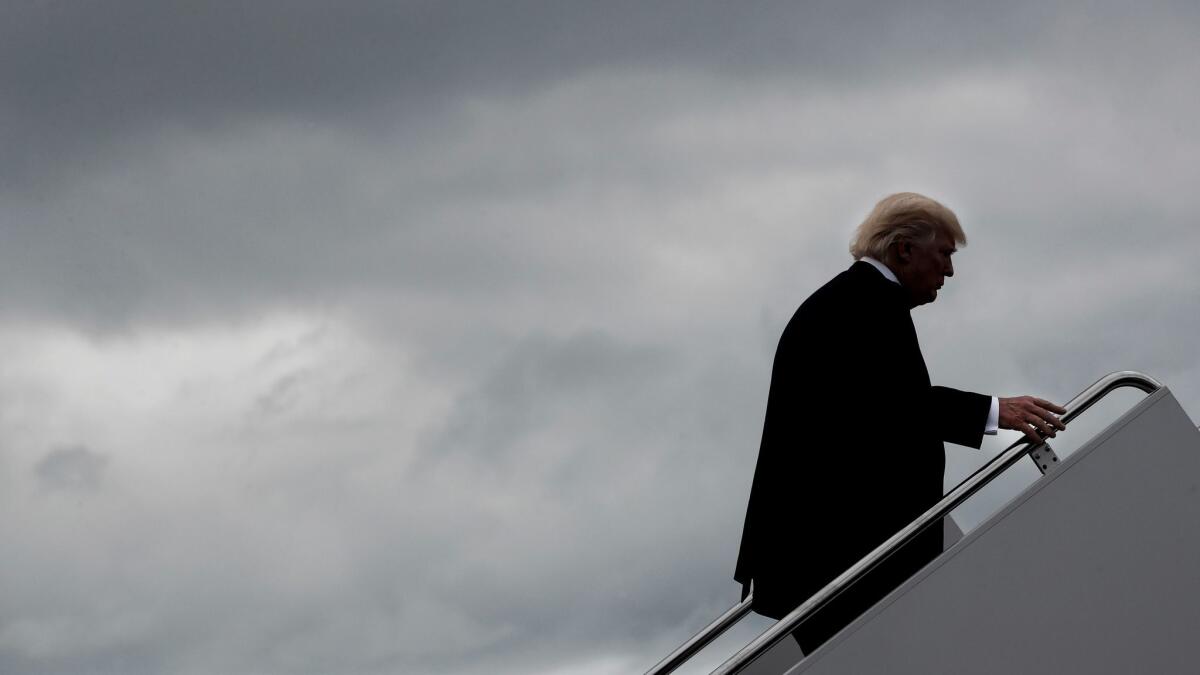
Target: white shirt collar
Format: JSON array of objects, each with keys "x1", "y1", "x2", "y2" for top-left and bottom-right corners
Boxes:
[{"x1": 859, "y1": 256, "x2": 899, "y2": 285}]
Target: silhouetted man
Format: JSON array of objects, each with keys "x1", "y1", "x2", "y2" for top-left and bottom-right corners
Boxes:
[{"x1": 735, "y1": 193, "x2": 1066, "y2": 654}]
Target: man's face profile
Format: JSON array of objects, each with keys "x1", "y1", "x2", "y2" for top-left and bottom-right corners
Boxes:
[{"x1": 895, "y1": 230, "x2": 956, "y2": 307}]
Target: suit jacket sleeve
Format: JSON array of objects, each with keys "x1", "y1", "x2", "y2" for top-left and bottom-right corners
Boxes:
[
  {"x1": 930, "y1": 386, "x2": 991, "y2": 449},
  {"x1": 835, "y1": 296, "x2": 991, "y2": 452}
]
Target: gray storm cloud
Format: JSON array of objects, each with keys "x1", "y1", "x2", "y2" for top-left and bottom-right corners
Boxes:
[
  {"x1": 35, "y1": 445, "x2": 109, "y2": 492},
  {"x1": 2, "y1": 2, "x2": 1199, "y2": 674}
]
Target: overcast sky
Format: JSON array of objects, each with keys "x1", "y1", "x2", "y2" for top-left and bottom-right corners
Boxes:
[{"x1": 3, "y1": 2, "x2": 1199, "y2": 674}]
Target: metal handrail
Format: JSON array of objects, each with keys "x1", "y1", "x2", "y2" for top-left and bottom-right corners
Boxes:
[
  {"x1": 709, "y1": 370, "x2": 1162, "y2": 674},
  {"x1": 646, "y1": 371, "x2": 1163, "y2": 675},
  {"x1": 644, "y1": 595, "x2": 755, "y2": 675},
  {"x1": 647, "y1": 371, "x2": 1163, "y2": 675}
]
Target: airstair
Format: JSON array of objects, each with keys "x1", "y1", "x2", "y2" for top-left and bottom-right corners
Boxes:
[{"x1": 646, "y1": 372, "x2": 1200, "y2": 674}]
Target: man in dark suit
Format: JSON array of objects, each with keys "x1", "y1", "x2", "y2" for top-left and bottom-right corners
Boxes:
[{"x1": 735, "y1": 193, "x2": 1066, "y2": 654}]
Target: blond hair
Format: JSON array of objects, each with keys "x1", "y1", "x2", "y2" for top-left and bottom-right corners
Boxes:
[{"x1": 849, "y1": 192, "x2": 966, "y2": 262}]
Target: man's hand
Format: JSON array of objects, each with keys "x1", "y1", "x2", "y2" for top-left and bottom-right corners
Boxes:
[{"x1": 999, "y1": 396, "x2": 1067, "y2": 443}]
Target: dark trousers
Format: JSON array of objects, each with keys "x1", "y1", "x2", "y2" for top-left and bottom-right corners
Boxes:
[{"x1": 774, "y1": 533, "x2": 941, "y2": 655}]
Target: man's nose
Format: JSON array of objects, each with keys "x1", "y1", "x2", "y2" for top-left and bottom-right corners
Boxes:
[{"x1": 945, "y1": 260, "x2": 954, "y2": 277}]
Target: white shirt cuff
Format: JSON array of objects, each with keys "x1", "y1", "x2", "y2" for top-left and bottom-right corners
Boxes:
[{"x1": 984, "y1": 396, "x2": 999, "y2": 435}]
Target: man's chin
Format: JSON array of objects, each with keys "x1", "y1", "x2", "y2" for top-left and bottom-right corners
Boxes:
[{"x1": 905, "y1": 287, "x2": 939, "y2": 307}]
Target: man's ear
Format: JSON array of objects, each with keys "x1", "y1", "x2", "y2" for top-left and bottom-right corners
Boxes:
[{"x1": 894, "y1": 240, "x2": 912, "y2": 264}]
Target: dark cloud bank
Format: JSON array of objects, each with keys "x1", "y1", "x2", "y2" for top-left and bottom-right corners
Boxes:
[{"x1": 2, "y1": 2, "x2": 1199, "y2": 674}]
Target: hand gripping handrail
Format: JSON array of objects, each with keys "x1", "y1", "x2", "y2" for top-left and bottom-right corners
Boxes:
[
  {"x1": 645, "y1": 371, "x2": 1162, "y2": 675},
  {"x1": 708, "y1": 371, "x2": 1162, "y2": 674}
]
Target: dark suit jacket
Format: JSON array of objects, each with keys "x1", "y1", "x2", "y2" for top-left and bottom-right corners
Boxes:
[{"x1": 734, "y1": 260, "x2": 990, "y2": 649}]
